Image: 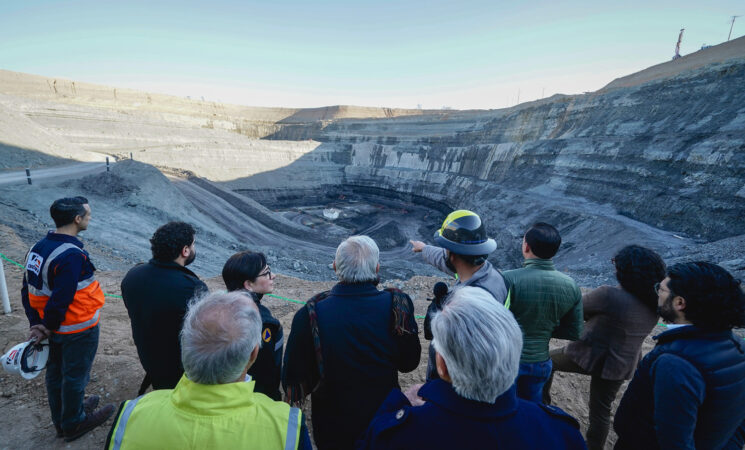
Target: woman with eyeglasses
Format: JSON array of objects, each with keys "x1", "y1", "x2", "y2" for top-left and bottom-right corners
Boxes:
[
  {"x1": 542, "y1": 245, "x2": 666, "y2": 450},
  {"x1": 222, "y1": 251, "x2": 283, "y2": 400}
]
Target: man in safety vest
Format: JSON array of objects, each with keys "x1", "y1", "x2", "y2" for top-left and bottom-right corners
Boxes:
[
  {"x1": 21, "y1": 196, "x2": 115, "y2": 441},
  {"x1": 106, "y1": 291, "x2": 311, "y2": 449}
]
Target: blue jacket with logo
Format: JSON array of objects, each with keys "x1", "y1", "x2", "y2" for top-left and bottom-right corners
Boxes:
[
  {"x1": 244, "y1": 291, "x2": 284, "y2": 401},
  {"x1": 357, "y1": 379, "x2": 587, "y2": 450},
  {"x1": 614, "y1": 325, "x2": 745, "y2": 450},
  {"x1": 21, "y1": 232, "x2": 100, "y2": 331}
]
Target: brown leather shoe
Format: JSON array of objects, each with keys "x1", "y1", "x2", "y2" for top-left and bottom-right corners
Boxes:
[
  {"x1": 56, "y1": 396, "x2": 102, "y2": 438},
  {"x1": 63, "y1": 403, "x2": 115, "y2": 442}
]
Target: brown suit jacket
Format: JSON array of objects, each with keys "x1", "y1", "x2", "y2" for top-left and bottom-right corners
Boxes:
[{"x1": 564, "y1": 285, "x2": 657, "y2": 380}]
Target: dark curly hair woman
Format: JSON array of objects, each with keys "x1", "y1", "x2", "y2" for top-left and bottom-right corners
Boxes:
[{"x1": 543, "y1": 245, "x2": 666, "y2": 450}]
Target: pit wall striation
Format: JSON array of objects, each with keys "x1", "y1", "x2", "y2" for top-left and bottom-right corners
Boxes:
[
  {"x1": 1, "y1": 49, "x2": 743, "y2": 244},
  {"x1": 245, "y1": 59, "x2": 745, "y2": 242}
]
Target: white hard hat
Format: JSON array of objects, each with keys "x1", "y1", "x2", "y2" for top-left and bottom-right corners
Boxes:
[{"x1": 2, "y1": 340, "x2": 49, "y2": 380}]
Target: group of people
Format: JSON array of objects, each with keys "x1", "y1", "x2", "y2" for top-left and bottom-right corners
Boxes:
[{"x1": 19, "y1": 197, "x2": 745, "y2": 449}]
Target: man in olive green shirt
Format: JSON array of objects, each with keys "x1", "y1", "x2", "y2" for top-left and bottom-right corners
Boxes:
[{"x1": 502, "y1": 223, "x2": 582, "y2": 403}]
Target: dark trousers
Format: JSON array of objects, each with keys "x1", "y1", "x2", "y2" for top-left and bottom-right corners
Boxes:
[
  {"x1": 544, "y1": 346, "x2": 623, "y2": 450},
  {"x1": 425, "y1": 344, "x2": 438, "y2": 381},
  {"x1": 46, "y1": 325, "x2": 99, "y2": 431},
  {"x1": 516, "y1": 359, "x2": 553, "y2": 403}
]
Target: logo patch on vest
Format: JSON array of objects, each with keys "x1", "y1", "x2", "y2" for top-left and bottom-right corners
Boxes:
[
  {"x1": 262, "y1": 328, "x2": 272, "y2": 342},
  {"x1": 26, "y1": 252, "x2": 43, "y2": 276}
]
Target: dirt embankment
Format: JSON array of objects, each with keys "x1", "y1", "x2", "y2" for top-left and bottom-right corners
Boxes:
[{"x1": 602, "y1": 35, "x2": 745, "y2": 90}]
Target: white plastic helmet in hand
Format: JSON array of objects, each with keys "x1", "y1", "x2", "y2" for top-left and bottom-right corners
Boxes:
[{"x1": 2, "y1": 340, "x2": 49, "y2": 380}]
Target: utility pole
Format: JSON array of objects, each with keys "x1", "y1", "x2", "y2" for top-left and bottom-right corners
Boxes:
[
  {"x1": 729, "y1": 16, "x2": 741, "y2": 41},
  {"x1": 673, "y1": 28, "x2": 685, "y2": 60}
]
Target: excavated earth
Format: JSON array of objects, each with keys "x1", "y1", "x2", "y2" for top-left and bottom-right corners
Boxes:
[{"x1": 1, "y1": 36, "x2": 744, "y2": 449}]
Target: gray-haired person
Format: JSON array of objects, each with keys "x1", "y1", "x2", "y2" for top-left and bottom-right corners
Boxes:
[
  {"x1": 106, "y1": 292, "x2": 311, "y2": 449},
  {"x1": 283, "y1": 235, "x2": 421, "y2": 449},
  {"x1": 359, "y1": 287, "x2": 587, "y2": 449}
]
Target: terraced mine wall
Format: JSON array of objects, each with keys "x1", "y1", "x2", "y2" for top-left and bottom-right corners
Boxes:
[
  {"x1": 237, "y1": 57, "x2": 745, "y2": 243},
  {"x1": 2, "y1": 41, "x2": 744, "y2": 279}
]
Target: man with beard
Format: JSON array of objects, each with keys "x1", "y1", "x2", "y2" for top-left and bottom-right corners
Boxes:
[
  {"x1": 121, "y1": 222, "x2": 207, "y2": 394},
  {"x1": 614, "y1": 262, "x2": 745, "y2": 449}
]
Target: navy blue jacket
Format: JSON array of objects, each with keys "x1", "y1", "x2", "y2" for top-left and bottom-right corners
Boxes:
[
  {"x1": 244, "y1": 291, "x2": 284, "y2": 401},
  {"x1": 21, "y1": 232, "x2": 96, "y2": 330},
  {"x1": 357, "y1": 379, "x2": 587, "y2": 450},
  {"x1": 614, "y1": 325, "x2": 745, "y2": 450},
  {"x1": 283, "y1": 282, "x2": 420, "y2": 450}
]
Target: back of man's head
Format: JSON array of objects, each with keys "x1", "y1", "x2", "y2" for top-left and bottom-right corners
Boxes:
[
  {"x1": 667, "y1": 262, "x2": 745, "y2": 331},
  {"x1": 334, "y1": 235, "x2": 379, "y2": 284},
  {"x1": 524, "y1": 222, "x2": 561, "y2": 259},
  {"x1": 50, "y1": 196, "x2": 88, "y2": 228},
  {"x1": 150, "y1": 222, "x2": 195, "y2": 262},
  {"x1": 180, "y1": 291, "x2": 262, "y2": 385},
  {"x1": 432, "y1": 287, "x2": 522, "y2": 403}
]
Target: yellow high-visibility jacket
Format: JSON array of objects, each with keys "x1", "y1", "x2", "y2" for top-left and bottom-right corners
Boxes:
[{"x1": 106, "y1": 375, "x2": 303, "y2": 449}]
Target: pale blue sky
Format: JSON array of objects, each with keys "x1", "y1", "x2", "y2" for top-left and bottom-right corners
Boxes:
[{"x1": 1, "y1": 1, "x2": 742, "y2": 109}]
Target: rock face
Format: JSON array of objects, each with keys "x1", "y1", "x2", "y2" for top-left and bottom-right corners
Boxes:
[
  {"x1": 246, "y1": 57, "x2": 745, "y2": 242},
  {"x1": 1, "y1": 37, "x2": 744, "y2": 283}
]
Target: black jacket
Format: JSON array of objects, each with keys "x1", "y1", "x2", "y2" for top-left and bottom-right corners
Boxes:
[
  {"x1": 121, "y1": 259, "x2": 207, "y2": 389},
  {"x1": 283, "y1": 282, "x2": 420, "y2": 450},
  {"x1": 241, "y1": 291, "x2": 284, "y2": 401}
]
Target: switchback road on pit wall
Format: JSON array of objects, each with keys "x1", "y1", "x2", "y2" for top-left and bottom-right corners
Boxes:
[{"x1": 0, "y1": 162, "x2": 110, "y2": 186}]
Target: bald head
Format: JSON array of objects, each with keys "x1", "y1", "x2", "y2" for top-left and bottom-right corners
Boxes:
[{"x1": 180, "y1": 291, "x2": 262, "y2": 385}]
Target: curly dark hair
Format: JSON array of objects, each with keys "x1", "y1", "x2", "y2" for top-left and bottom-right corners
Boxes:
[
  {"x1": 614, "y1": 245, "x2": 666, "y2": 312},
  {"x1": 667, "y1": 261, "x2": 745, "y2": 330},
  {"x1": 150, "y1": 222, "x2": 196, "y2": 262},
  {"x1": 222, "y1": 251, "x2": 267, "y2": 292}
]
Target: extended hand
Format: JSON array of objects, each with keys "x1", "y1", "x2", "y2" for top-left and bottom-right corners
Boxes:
[
  {"x1": 403, "y1": 383, "x2": 425, "y2": 406},
  {"x1": 410, "y1": 240, "x2": 426, "y2": 253},
  {"x1": 29, "y1": 324, "x2": 51, "y2": 343}
]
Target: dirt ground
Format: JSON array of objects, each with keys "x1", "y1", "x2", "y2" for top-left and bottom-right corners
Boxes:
[{"x1": 0, "y1": 221, "x2": 665, "y2": 449}]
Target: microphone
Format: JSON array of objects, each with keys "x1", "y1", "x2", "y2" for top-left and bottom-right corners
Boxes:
[{"x1": 432, "y1": 282, "x2": 448, "y2": 304}]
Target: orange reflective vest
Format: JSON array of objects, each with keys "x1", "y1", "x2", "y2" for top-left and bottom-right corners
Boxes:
[{"x1": 24, "y1": 238, "x2": 105, "y2": 334}]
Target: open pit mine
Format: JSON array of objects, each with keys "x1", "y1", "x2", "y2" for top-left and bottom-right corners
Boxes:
[
  {"x1": 1, "y1": 36, "x2": 744, "y2": 287},
  {"x1": 1, "y1": 33, "x2": 745, "y2": 450}
]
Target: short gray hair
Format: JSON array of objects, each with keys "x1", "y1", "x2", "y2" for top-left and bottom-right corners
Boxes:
[
  {"x1": 334, "y1": 235, "x2": 379, "y2": 283},
  {"x1": 432, "y1": 287, "x2": 522, "y2": 402},
  {"x1": 181, "y1": 291, "x2": 262, "y2": 385}
]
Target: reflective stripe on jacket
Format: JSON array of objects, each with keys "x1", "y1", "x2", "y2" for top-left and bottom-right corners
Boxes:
[
  {"x1": 24, "y1": 235, "x2": 105, "y2": 334},
  {"x1": 106, "y1": 375, "x2": 303, "y2": 450}
]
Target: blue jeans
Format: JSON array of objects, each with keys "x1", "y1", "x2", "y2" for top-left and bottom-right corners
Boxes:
[
  {"x1": 516, "y1": 359, "x2": 552, "y2": 403},
  {"x1": 46, "y1": 325, "x2": 99, "y2": 431}
]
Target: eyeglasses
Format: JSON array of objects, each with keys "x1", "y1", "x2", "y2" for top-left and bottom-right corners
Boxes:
[
  {"x1": 655, "y1": 282, "x2": 672, "y2": 295},
  {"x1": 257, "y1": 268, "x2": 272, "y2": 278}
]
